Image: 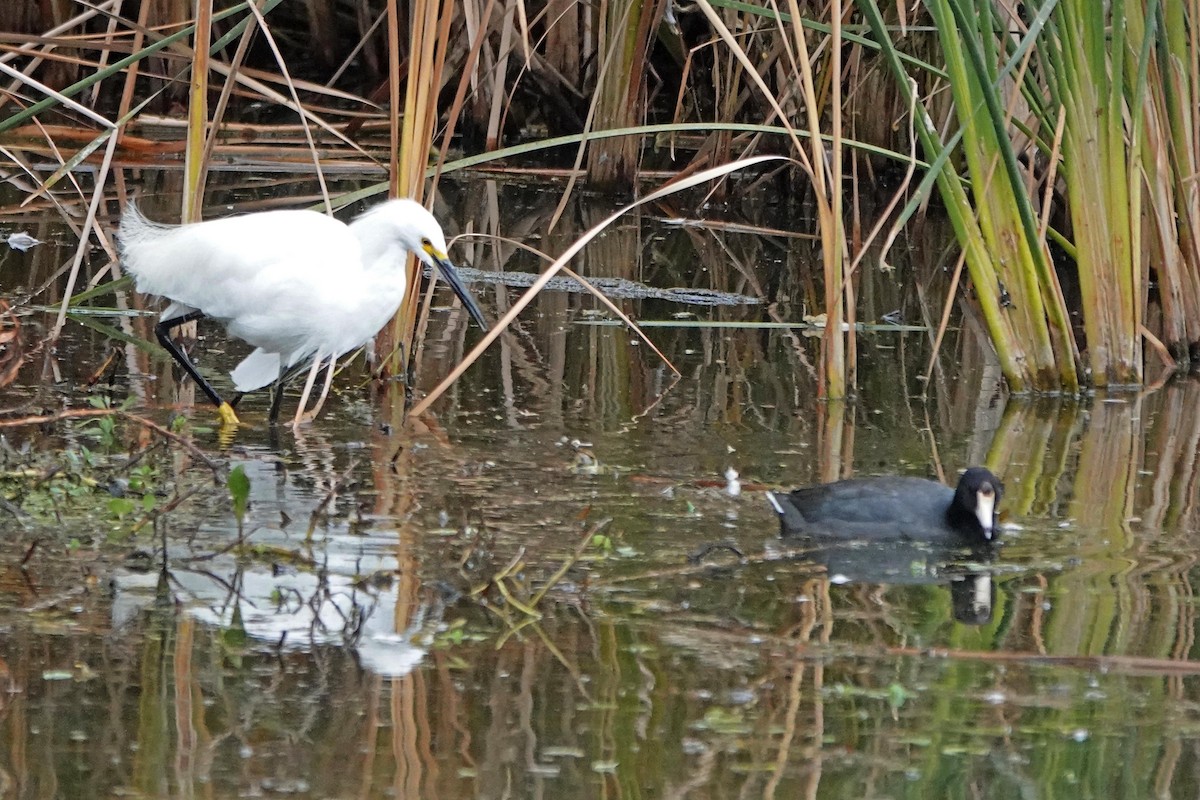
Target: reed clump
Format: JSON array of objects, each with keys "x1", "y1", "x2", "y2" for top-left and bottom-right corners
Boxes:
[{"x1": 1, "y1": 0, "x2": 1197, "y2": 394}]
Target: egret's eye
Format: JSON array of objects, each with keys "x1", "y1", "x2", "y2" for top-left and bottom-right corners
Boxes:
[{"x1": 420, "y1": 237, "x2": 433, "y2": 249}]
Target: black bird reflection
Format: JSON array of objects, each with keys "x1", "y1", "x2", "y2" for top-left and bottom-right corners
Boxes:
[{"x1": 807, "y1": 537, "x2": 996, "y2": 625}]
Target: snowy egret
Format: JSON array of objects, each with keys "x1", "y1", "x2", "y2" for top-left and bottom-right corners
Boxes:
[{"x1": 118, "y1": 198, "x2": 488, "y2": 426}]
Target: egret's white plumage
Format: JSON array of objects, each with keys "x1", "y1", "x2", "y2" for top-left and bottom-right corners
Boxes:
[{"x1": 118, "y1": 199, "x2": 486, "y2": 424}]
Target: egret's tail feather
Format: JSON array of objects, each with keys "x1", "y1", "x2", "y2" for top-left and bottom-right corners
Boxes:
[
  {"x1": 117, "y1": 202, "x2": 186, "y2": 295},
  {"x1": 231, "y1": 348, "x2": 281, "y2": 392},
  {"x1": 116, "y1": 202, "x2": 172, "y2": 253}
]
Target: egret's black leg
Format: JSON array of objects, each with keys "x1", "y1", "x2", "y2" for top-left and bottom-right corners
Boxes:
[
  {"x1": 268, "y1": 378, "x2": 288, "y2": 424},
  {"x1": 266, "y1": 360, "x2": 312, "y2": 424},
  {"x1": 155, "y1": 311, "x2": 222, "y2": 408},
  {"x1": 155, "y1": 311, "x2": 240, "y2": 425}
]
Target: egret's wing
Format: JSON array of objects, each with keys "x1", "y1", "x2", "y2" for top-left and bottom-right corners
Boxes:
[
  {"x1": 120, "y1": 208, "x2": 358, "y2": 322},
  {"x1": 221, "y1": 228, "x2": 376, "y2": 360},
  {"x1": 229, "y1": 231, "x2": 407, "y2": 362}
]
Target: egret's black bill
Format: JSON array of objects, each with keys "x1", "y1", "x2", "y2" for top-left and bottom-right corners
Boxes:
[{"x1": 434, "y1": 257, "x2": 488, "y2": 330}]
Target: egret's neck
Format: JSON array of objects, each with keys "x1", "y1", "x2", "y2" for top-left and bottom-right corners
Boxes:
[{"x1": 350, "y1": 214, "x2": 410, "y2": 273}]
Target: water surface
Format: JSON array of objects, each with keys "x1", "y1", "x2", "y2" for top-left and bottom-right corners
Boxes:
[{"x1": 2, "y1": 188, "x2": 1199, "y2": 798}]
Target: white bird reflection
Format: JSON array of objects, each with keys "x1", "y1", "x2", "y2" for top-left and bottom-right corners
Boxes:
[
  {"x1": 113, "y1": 556, "x2": 438, "y2": 678},
  {"x1": 110, "y1": 456, "x2": 444, "y2": 678}
]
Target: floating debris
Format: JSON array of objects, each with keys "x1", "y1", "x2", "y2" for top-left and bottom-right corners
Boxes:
[
  {"x1": 4, "y1": 231, "x2": 42, "y2": 252},
  {"x1": 724, "y1": 467, "x2": 741, "y2": 496},
  {"x1": 427, "y1": 265, "x2": 763, "y2": 306}
]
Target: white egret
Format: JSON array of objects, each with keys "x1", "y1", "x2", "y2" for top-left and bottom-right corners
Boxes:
[{"x1": 118, "y1": 198, "x2": 488, "y2": 427}]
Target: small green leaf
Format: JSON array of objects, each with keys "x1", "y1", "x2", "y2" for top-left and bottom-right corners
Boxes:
[
  {"x1": 222, "y1": 605, "x2": 248, "y2": 649},
  {"x1": 108, "y1": 497, "x2": 136, "y2": 519},
  {"x1": 228, "y1": 464, "x2": 250, "y2": 523},
  {"x1": 887, "y1": 682, "x2": 913, "y2": 709}
]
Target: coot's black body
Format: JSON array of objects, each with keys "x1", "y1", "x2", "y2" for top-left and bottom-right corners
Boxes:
[{"x1": 766, "y1": 467, "x2": 1002, "y2": 545}]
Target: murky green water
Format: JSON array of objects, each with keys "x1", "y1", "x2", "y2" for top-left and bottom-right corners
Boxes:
[{"x1": 3, "y1": 187, "x2": 1200, "y2": 797}]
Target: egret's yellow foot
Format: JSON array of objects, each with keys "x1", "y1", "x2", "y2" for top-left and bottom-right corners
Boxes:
[{"x1": 217, "y1": 402, "x2": 241, "y2": 427}]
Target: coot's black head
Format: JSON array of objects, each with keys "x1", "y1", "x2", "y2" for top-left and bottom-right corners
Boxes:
[{"x1": 948, "y1": 467, "x2": 1003, "y2": 541}]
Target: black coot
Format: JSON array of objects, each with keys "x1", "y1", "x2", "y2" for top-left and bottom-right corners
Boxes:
[{"x1": 766, "y1": 467, "x2": 1003, "y2": 545}]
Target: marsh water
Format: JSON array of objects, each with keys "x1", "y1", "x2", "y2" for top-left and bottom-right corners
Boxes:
[{"x1": 3, "y1": 182, "x2": 1200, "y2": 798}]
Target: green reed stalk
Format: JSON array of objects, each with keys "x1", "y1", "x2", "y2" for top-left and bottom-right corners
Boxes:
[
  {"x1": 1042, "y1": 0, "x2": 1142, "y2": 384},
  {"x1": 937, "y1": 0, "x2": 1078, "y2": 389},
  {"x1": 1156, "y1": 0, "x2": 1200, "y2": 358},
  {"x1": 813, "y1": 0, "x2": 849, "y2": 397},
  {"x1": 1122, "y1": 0, "x2": 1193, "y2": 362},
  {"x1": 857, "y1": 0, "x2": 1076, "y2": 391},
  {"x1": 182, "y1": 0, "x2": 212, "y2": 224}
]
